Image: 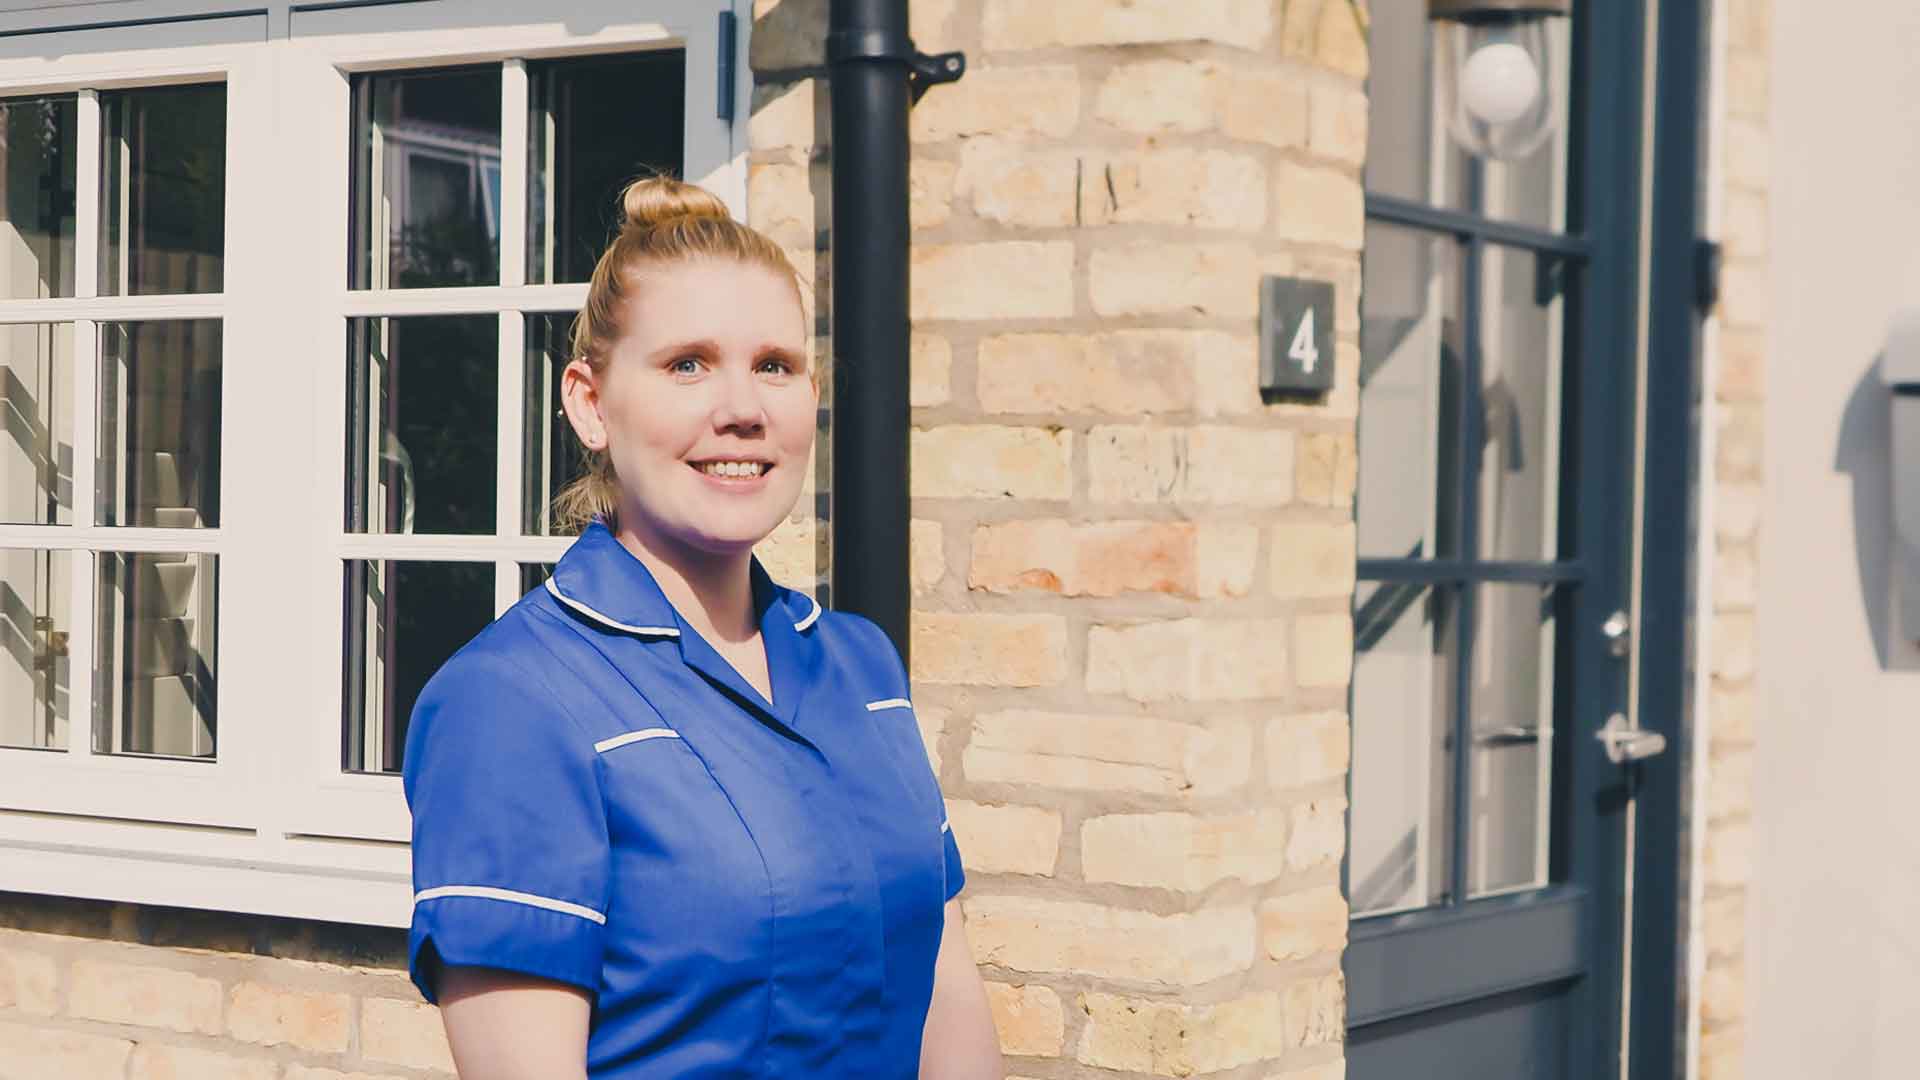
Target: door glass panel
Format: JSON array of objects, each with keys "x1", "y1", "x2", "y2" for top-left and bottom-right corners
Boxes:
[
  {"x1": 1467, "y1": 583, "x2": 1558, "y2": 898},
  {"x1": 1479, "y1": 244, "x2": 1564, "y2": 562},
  {"x1": 0, "y1": 95, "x2": 77, "y2": 300},
  {"x1": 522, "y1": 312, "x2": 585, "y2": 536},
  {"x1": 528, "y1": 49, "x2": 686, "y2": 285},
  {"x1": 0, "y1": 547, "x2": 71, "y2": 751},
  {"x1": 94, "y1": 551, "x2": 218, "y2": 759},
  {"x1": 351, "y1": 66, "x2": 502, "y2": 290},
  {"x1": 97, "y1": 320, "x2": 222, "y2": 529},
  {"x1": 518, "y1": 561, "x2": 554, "y2": 596},
  {"x1": 1358, "y1": 222, "x2": 1461, "y2": 561},
  {"x1": 1349, "y1": 581, "x2": 1458, "y2": 916},
  {"x1": 1, "y1": 323, "x2": 74, "y2": 525},
  {"x1": 1363, "y1": 2, "x2": 1571, "y2": 232},
  {"x1": 345, "y1": 315, "x2": 496, "y2": 536},
  {"x1": 100, "y1": 84, "x2": 227, "y2": 296},
  {"x1": 342, "y1": 558, "x2": 493, "y2": 774}
]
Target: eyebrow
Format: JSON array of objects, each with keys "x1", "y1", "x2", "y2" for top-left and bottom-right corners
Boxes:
[{"x1": 649, "y1": 339, "x2": 805, "y2": 367}]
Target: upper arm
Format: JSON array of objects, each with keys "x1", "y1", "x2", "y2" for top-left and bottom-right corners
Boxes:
[
  {"x1": 438, "y1": 966, "x2": 592, "y2": 1080},
  {"x1": 921, "y1": 900, "x2": 1003, "y2": 1080}
]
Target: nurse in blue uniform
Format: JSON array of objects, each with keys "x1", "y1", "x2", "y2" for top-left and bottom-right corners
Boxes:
[{"x1": 402, "y1": 178, "x2": 1003, "y2": 1079}]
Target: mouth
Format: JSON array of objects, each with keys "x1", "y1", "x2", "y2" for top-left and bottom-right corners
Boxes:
[{"x1": 689, "y1": 459, "x2": 773, "y2": 481}]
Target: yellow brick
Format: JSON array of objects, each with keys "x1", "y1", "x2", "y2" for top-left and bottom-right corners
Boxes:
[
  {"x1": 1727, "y1": 0, "x2": 1771, "y2": 52},
  {"x1": 68, "y1": 959, "x2": 222, "y2": 1035},
  {"x1": 1275, "y1": 161, "x2": 1364, "y2": 250},
  {"x1": 0, "y1": 1021, "x2": 132, "y2": 1077},
  {"x1": 1722, "y1": 190, "x2": 1768, "y2": 260},
  {"x1": 747, "y1": 160, "x2": 820, "y2": 249},
  {"x1": 1716, "y1": 328, "x2": 1766, "y2": 403},
  {"x1": 362, "y1": 996, "x2": 456, "y2": 1073},
  {"x1": 1221, "y1": 67, "x2": 1311, "y2": 149},
  {"x1": 1282, "y1": 0, "x2": 1369, "y2": 79},
  {"x1": 1715, "y1": 484, "x2": 1762, "y2": 544},
  {"x1": 912, "y1": 242, "x2": 1076, "y2": 321},
  {"x1": 1271, "y1": 521, "x2": 1356, "y2": 600},
  {"x1": 755, "y1": 515, "x2": 818, "y2": 588},
  {"x1": 971, "y1": 520, "x2": 1257, "y2": 600},
  {"x1": 129, "y1": 1045, "x2": 278, "y2": 1080},
  {"x1": 964, "y1": 896, "x2": 1254, "y2": 986},
  {"x1": 750, "y1": 0, "x2": 827, "y2": 70},
  {"x1": 916, "y1": 703, "x2": 949, "y2": 776},
  {"x1": 1259, "y1": 885, "x2": 1348, "y2": 962},
  {"x1": 285, "y1": 1069, "x2": 411, "y2": 1080},
  {"x1": 227, "y1": 981, "x2": 352, "y2": 1053},
  {"x1": 964, "y1": 710, "x2": 1251, "y2": 796},
  {"x1": 911, "y1": 332, "x2": 952, "y2": 408},
  {"x1": 1718, "y1": 260, "x2": 1769, "y2": 330},
  {"x1": 1082, "y1": 148, "x2": 1267, "y2": 230},
  {"x1": 1700, "y1": 1025, "x2": 1745, "y2": 1080},
  {"x1": 1725, "y1": 52, "x2": 1769, "y2": 119},
  {"x1": 1714, "y1": 544, "x2": 1756, "y2": 612},
  {"x1": 1285, "y1": 971, "x2": 1346, "y2": 1048},
  {"x1": 984, "y1": 0, "x2": 1273, "y2": 50},
  {"x1": 1293, "y1": 612, "x2": 1353, "y2": 689},
  {"x1": 911, "y1": 0, "x2": 959, "y2": 48},
  {"x1": 912, "y1": 425, "x2": 1073, "y2": 501},
  {"x1": 1724, "y1": 119, "x2": 1769, "y2": 192},
  {"x1": 977, "y1": 331, "x2": 1237, "y2": 416},
  {"x1": 911, "y1": 518, "x2": 945, "y2": 595},
  {"x1": 1707, "y1": 823, "x2": 1752, "y2": 890},
  {"x1": 1087, "y1": 618, "x2": 1291, "y2": 702},
  {"x1": 955, "y1": 139, "x2": 1079, "y2": 229},
  {"x1": 1090, "y1": 243, "x2": 1260, "y2": 319},
  {"x1": 912, "y1": 612, "x2": 1070, "y2": 687},
  {"x1": 0, "y1": 943, "x2": 56, "y2": 1016},
  {"x1": 911, "y1": 66, "x2": 1081, "y2": 143},
  {"x1": 1077, "y1": 991, "x2": 1289, "y2": 1074},
  {"x1": 1714, "y1": 404, "x2": 1764, "y2": 484},
  {"x1": 1272, "y1": 1061, "x2": 1348, "y2": 1080},
  {"x1": 747, "y1": 79, "x2": 821, "y2": 153},
  {"x1": 1087, "y1": 426, "x2": 1295, "y2": 506},
  {"x1": 911, "y1": 158, "x2": 958, "y2": 229},
  {"x1": 986, "y1": 982, "x2": 1066, "y2": 1057},
  {"x1": 1702, "y1": 893, "x2": 1746, "y2": 961},
  {"x1": 1268, "y1": 711, "x2": 1350, "y2": 791},
  {"x1": 1296, "y1": 431, "x2": 1358, "y2": 508},
  {"x1": 1702, "y1": 961, "x2": 1745, "y2": 1026},
  {"x1": 1081, "y1": 810, "x2": 1290, "y2": 891},
  {"x1": 1712, "y1": 612, "x2": 1756, "y2": 682},
  {"x1": 1710, "y1": 680, "x2": 1756, "y2": 748},
  {"x1": 947, "y1": 800, "x2": 1061, "y2": 877},
  {"x1": 1309, "y1": 83, "x2": 1369, "y2": 165},
  {"x1": 1096, "y1": 59, "x2": 1221, "y2": 134},
  {"x1": 1286, "y1": 799, "x2": 1347, "y2": 871}
]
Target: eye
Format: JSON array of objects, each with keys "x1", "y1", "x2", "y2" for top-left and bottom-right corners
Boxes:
[
  {"x1": 756, "y1": 356, "x2": 796, "y2": 376},
  {"x1": 669, "y1": 355, "x2": 703, "y2": 375}
]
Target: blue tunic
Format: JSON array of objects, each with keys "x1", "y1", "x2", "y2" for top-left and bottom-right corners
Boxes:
[{"x1": 403, "y1": 522, "x2": 964, "y2": 1077}]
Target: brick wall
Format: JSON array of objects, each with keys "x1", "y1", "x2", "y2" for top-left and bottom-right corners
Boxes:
[{"x1": 1696, "y1": 0, "x2": 1769, "y2": 1075}]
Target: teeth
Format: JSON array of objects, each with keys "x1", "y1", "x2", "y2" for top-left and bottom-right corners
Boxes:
[{"x1": 699, "y1": 461, "x2": 766, "y2": 478}]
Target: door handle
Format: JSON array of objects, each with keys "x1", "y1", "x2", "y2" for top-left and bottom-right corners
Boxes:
[
  {"x1": 1474, "y1": 725, "x2": 1542, "y2": 747},
  {"x1": 1596, "y1": 712, "x2": 1666, "y2": 764}
]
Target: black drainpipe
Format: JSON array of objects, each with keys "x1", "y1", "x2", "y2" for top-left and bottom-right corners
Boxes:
[{"x1": 825, "y1": 0, "x2": 962, "y2": 663}]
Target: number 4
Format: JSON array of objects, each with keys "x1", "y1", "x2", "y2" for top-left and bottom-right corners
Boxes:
[{"x1": 1288, "y1": 309, "x2": 1320, "y2": 373}]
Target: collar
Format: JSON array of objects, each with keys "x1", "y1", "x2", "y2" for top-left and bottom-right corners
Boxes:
[{"x1": 545, "y1": 520, "x2": 821, "y2": 639}]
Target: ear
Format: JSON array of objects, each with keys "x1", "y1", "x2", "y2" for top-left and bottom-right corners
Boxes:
[{"x1": 559, "y1": 358, "x2": 607, "y2": 451}]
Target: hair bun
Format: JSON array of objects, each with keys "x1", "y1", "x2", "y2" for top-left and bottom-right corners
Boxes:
[{"x1": 619, "y1": 176, "x2": 731, "y2": 231}]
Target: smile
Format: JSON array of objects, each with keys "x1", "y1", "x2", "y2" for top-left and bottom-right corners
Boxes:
[{"x1": 692, "y1": 460, "x2": 771, "y2": 479}]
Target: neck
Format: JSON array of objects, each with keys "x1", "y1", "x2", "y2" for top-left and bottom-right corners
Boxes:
[{"x1": 610, "y1": 517, "x2": 758, "y2": 645}]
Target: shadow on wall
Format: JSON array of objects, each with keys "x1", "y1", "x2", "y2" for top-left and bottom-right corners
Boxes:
[{"x1": 1835, "y1": 357, "x2": 1920, "y2": 672}]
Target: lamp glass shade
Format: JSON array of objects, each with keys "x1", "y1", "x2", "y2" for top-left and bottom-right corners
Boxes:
[{"x1": 1436, "y1": 16, "x2": 1558, "y2": 160}]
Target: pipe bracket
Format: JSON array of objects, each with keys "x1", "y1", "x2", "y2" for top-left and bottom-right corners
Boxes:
[{"x1": 825, "y1": 27, "x2": 965, "y2": 103}]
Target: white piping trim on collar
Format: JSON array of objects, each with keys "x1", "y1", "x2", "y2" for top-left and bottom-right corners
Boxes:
[
  {"x1": 594, "y1": 728, "x2": 681, "y2": 754},
  {"x1": 545, "y1": 577, "x2": 680, "y2": 637},
  {"x1": 414, "y1": 885, "x2": 606, "y2": 925},
  {"x1": 793, "y1": 593, "x2": 822, "y2": 632},
  {"x1": 865, "y1": 698, "x2": 912, "y2": 712}
]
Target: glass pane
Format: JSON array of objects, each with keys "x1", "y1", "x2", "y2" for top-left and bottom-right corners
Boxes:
[
  {"x1": 1362, "y1": 4, "x2": 1571, "y2": 232},
  {"x1": 352, "y1": 67, "x2": 501, "y2": 289},
  {"x1": 518, "y1": 561, "x2": 554, "y2": 597},
  {"x1": 1478, "y1": 244, "x2": 1564, "y2": 561},
  {"x1": 93, "y1": 551, "x2": 217, "y2": 759},
  {"x1": 1357, "y1": 223, "x2": 1461, "y2": 560},
  {"x1": 345, "y1": 316, "x2": 497, "y2": 535},
  {"x1": 342, "y1": 559, "x2": 493, "y2": 774},
  {"x1": 1349, "y1": 581, "x2": 1458, "y2": 916},
  {"x1": 0, "y1": 547, "x2": 72, "y2": 751},
  {"x1": 1, "y1": 323, "x2": 74, "y2": 525},
  {"x1": 0, "y1": 95, "x2": 77, "y2": 299},
  {"x1": 100, "y1": 84, "x2": 226, "y2": 296},
  {"x1": 1467, "y1": 583, "x2": 1558, "y2": 899},
  {"x1": 97, "y1": 320, "x2": 222, "y2": 529},
  {"x1": 522, "y1": 312, "x2": 584, "y2": 536},
  {"x1": 528, "y1": 49, "x2": 686, "y2": 284}
]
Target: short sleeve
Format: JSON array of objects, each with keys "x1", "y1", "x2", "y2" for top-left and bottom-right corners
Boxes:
[
  {"x1": 402, "y1": 652, "x2": 609, "y2": 1005},
  {"x1": 942, "y1": 820, "x2": 966, "y2": 902}
]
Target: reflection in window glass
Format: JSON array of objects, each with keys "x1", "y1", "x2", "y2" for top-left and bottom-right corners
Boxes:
[
  {"x1": 342, "y1": 559, "x2": 492, "y2": 773},
  {"x1": 528, "y1": 50, "x2": 686, "y2": 284},
  {"x1": 1478, "y1": 244, "x2": 1565, "y2": 562},
  {"x1": 97, "y1": 320, "x2": 222, "y2": 529},
  {"x1": 0, "y1": 95, "x2": 77, "y2": 300},
  {"x1": 0, "y1": 323, "x2": 74, "y2": 525},
  {"x1": 94, "y1": 551, "x2": 217, "y2": 759},
  {"x1": 352, "y1": 67, "x2": 501, "y2": 289},
  {"x1": 1467, "y1": 583, "x2": 1557, "y2": 900},
  {"x1": 345, "y1": 316, "x2": 497, "y2": 536},
  {"x1": 0, "y1": 547, "x2": 72, "y2": 751},
  {"x1": 522, "y1": 313, "x2": 586, "y2": 536},
  {"x1": 518, "y1": 562, "x2": 555, "y2": 597},
  {"x1": 1357, "y1": 222, "x2": 1461, "y2": 561},
  {"x1": 100, "y1": 84, "x2": 226, "y2": 296},
  {"x1": 1349, "y1": 581, "x2": 1457, "y2": 916}
]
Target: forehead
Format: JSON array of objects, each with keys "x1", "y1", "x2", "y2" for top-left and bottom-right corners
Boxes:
[{"x1": 620, "y1": 258, "x2": 805, "y2": 349}]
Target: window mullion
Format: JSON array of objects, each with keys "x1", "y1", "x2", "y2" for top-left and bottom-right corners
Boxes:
[
  {"x1": 65, "y1": 319, "x2": 99, "y2": 759},
  {"x1": 500, "y1": 59, "x2": 529, "y2": 289},
  {"x1": 497, "y1": 308, "x2": 526, "y2": 611}
]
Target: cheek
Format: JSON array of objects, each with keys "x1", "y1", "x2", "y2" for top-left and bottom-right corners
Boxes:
[{"x1": 773, "y1": 394, "x2": 817, "y2": 456}]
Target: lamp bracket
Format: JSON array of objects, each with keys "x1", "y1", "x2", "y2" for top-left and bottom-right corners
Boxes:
[{"x1": 1429, "y1": 0, "x2": 1572, "y2": 20}]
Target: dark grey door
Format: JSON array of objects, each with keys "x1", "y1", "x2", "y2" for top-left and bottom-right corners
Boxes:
[{"x1": 1344, "y1": 2, "x2": 1691, "y2": 1077}]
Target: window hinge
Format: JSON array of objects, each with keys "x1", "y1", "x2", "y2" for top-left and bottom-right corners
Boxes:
[
  {"x1": 717, "y1": 11, "x2": 738, "y2": 124},
  {"x1": 1694, "y1": 237, "x2": 1723, "y2": 314}
]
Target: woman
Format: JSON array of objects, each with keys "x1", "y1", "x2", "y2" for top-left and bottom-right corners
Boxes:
[{"x1": 402, "y1": 178, "x2": 1003, "y2": 1079}]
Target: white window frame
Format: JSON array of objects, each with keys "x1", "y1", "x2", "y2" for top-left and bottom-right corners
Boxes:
[{"x1": 0, "y1": 0, "x2": 747, "y2": 928}]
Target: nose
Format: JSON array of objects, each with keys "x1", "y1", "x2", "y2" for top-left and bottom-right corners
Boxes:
[{"x1": 711, "y1": 363, "x2": 767, "y2": 435}]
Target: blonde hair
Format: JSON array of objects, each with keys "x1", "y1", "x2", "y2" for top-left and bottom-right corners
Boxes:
[{"x1": 551, "y1": 177, "x2": 807, "y2": 533}]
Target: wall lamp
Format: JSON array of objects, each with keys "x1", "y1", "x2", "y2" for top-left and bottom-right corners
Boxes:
[{"x1": 1429, "y1": 0, "x2": 1570, "y2": 160}]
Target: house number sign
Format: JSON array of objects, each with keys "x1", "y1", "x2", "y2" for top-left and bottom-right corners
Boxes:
[{"x1": 1259, "y1": 274, "x2": 1336, "y2": 397}]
